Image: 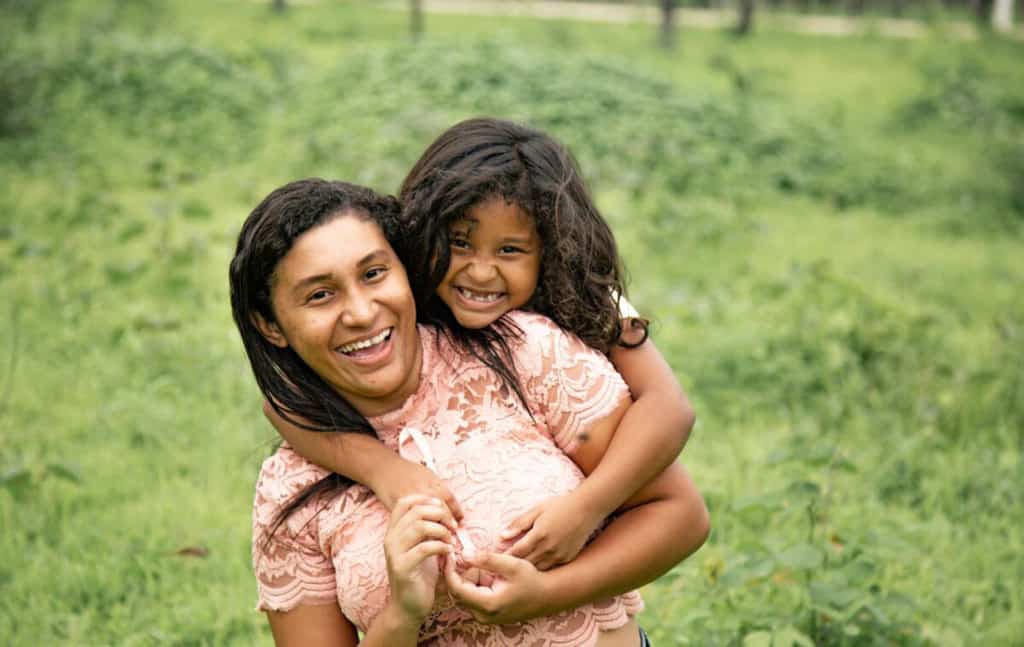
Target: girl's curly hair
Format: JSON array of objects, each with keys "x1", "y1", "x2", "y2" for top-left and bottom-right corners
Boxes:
[{"x1": 398, "y1": 117, "x2": 642, "y2": 355}]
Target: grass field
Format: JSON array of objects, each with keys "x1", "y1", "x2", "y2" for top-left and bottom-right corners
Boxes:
[{"x1": 1, "y1": 1, "x2": 1022, "y2": 644}]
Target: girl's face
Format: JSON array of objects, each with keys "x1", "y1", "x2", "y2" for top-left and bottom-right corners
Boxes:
[
  {"x1": 437, "y1": 196, "x2": 542, "y2": 329},
  {"x1": 257, "y1": 213, "x2": 422, "y2": 417}
]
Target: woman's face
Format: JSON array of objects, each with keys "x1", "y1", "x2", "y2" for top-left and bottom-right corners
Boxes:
[{"x1": 258, "y1": 212, "x2": 421, "y2": 417}]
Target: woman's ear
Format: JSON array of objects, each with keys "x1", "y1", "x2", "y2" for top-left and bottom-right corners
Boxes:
[{"x1": 253, "y1": 313, "x2": 288, "y2": 348}]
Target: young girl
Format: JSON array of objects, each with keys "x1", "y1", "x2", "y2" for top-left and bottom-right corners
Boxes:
[{"x1": 268, "y1": 118, "x2": 695, "y2": 571}]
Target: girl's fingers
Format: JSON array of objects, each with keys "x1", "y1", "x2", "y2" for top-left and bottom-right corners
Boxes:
[
  {"x1": 507, "y1": 527, "x2": 542, "y2": 559},
  {"x1": 501, "y1": 506, "x2": 541, "y2": 540}
]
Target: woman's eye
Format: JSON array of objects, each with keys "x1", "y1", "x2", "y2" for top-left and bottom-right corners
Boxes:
[
  {"x1": 365, "y1": 267, "x2": 387, "y2": 281},
  {"x1": 308, "y1": 289, "x2": 330, "y2": 303}
]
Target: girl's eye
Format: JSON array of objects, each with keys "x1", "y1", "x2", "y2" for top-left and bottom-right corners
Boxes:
[
  {"x1": 308, "y1": 289, "x2": 331, "y2": 303},
  {"x1": 365, "y1": 266, "x2": 387, "y2": 281},
  {"x1": 450, "y1": 238, "x2": 471, "y2": 250},
  {"x1": 499, "y1": 246, "x2": 526, "y2": 255}
]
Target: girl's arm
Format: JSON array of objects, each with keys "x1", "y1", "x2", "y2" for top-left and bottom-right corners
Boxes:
[
  {"x1": 504, "y1": 334, "x2": 693, "y2": 568},
  {"x1": 448, "y1": 460, "x2": 709, "y2": 624},
  {"x1": 265, "y1": 401, "x2": 464, "y2": 519}
]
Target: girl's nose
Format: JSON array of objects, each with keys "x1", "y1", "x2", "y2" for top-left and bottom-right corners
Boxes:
[{"x1": 466, "y1": 260, "x2": 498, "y2": 283}]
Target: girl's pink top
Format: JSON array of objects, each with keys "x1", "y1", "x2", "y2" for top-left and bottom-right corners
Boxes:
[{"x1": 252, "y1": 311, "x2": 642, "y2": 646}]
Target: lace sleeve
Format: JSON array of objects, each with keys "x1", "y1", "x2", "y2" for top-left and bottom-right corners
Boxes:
[
  {"x1": 512, "y1": 312, "x2": 631, "y2": 455},
  {"x1": 252, "y1": 447, "x2": 338, "y2": 612}
]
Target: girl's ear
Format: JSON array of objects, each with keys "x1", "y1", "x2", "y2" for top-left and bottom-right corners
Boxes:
[{"x1": 253, "y1": 313, "x2": 288, "y2": 348}]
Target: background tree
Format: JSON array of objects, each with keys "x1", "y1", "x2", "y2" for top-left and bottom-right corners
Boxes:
[
  {"x1": 736, "y1": 0, "x2": 756, "y2": 35},
  {"x1": 272, "y1": 0, "x2": 286, "y2": 12},
  {"x1": 410, "y1": 0, "x2": 423, "y2": 40},
  {"x1": 992, "y1": 0, "x2": 1014, "y2": 32},
  {"x1": 659, "y1": 0, "x2": 678, "y2": 49}
]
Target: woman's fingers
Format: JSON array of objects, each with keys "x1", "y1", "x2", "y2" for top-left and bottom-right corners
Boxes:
[
  {"x1": 435, "y1": 486, "x2": 465, "y2": 522},
  {"x1": 387, "y1": 496, "x2": 457, "y2": 555},
  {"x1": 390, "y1": 495, "x2": 458, "y2": 531},
  {"x1": 391, "y1": 539, "x2": 452, "y2": 573}
]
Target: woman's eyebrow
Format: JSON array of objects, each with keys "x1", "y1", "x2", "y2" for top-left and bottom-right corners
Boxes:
[
  {"x1": 356, "y1": 249, "x2": 390, "y2": 266},
  {"x1": 292, "y1": 273, "x2": 333, "y2": 293}
]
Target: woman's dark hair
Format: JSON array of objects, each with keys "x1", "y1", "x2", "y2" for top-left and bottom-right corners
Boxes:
[
  {"x1": 229, "y1": 178, "x2": 402, "y2": 548},
  {"x1": 398, "y1": 117, "x2": 646, "y2": 355}
]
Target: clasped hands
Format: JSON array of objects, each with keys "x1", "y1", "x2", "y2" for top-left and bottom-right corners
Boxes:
[{"x1": 382, "y1": 490, "x2": 605, "y2": 628}]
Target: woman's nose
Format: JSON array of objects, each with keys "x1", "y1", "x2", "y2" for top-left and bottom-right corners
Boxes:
[{"x1": 341, "y1": 294, "x2": 376, "y2": 327}]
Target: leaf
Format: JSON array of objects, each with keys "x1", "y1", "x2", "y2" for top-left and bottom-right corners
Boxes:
[
  {"x1": 175, "y1": 545, "x2": 209, "y2": 558},
  {"x1": 0, "y1": 466, "x2": 32, "y2": 501},
  {"x1": 774, "y1": 626, "x2": 814, "y2": 647},
  {"x1": 181, "y1": 198, "x2": 212, "y2": 221},
  {"x1": 45, "y1": 462, "x2": 82, "y2": 484},
  {"x1": 810, "y1": 581, "x2": 863, "y2": 609},
  {"x1": 742, "y1": 630, "x2": 773, "y2": 647},
  {"x1": 776, "y1": 543, "x2": 823, "y2": 570}
]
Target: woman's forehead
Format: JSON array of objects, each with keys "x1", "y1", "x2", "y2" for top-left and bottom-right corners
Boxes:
[{"x1": 276, "y1": 215, "x2": 391, "y2": 284}]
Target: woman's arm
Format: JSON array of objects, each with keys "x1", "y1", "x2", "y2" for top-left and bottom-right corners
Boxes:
[
  {"x1": 266, "y1": 495, "x2": 454, "y2": 646},
  {"x1": 448, "y1": 461, "x2": 709, "y2": 624},
  {"x1": 265, "y1": 401, "x2": 464, "y2": 519}
]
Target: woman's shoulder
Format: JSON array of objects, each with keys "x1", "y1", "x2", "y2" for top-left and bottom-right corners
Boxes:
[
  {"x1": 504, "y1": 309, "x2": 569, "y2": 343},
  {"x1": 254, "y1": 444, "x2": 331, "y2": 510}
]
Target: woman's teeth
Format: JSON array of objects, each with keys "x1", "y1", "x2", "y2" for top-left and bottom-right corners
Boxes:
[
  {"x1": 338, "y1": 328, "x2": 392, "y2": 354},
  {"x1": 458, "y1": 287, "x2": 502, "y2": 303}
]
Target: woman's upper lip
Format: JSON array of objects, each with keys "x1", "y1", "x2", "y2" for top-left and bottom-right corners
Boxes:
[{"x1": 335, "y1": 326, "x2": 393, "y2": 350}]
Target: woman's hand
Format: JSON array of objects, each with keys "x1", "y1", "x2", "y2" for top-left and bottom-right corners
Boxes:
[
  {"x1": 444, "y1": 552, "x2": 560, "y2": 625},
  {"x1": 384, "y1": 495, "x2": 457, "y2": 625},
  {"x1": 501, "y1": 494, "x2": 603, "y2": 571}
]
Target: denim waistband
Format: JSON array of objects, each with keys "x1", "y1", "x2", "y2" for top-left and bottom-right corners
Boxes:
[{"x1": 639, "y1": 626, "x2": 652, "y2": 647}]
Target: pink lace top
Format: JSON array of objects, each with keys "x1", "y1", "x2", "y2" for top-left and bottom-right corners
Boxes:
[{"x1": 252, "y1": 311, "x2": 642, "y2": 646}]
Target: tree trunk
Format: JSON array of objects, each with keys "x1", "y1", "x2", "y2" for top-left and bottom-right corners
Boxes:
[
  {"x1": 659, "y1": 0, "x2": 677, "y2": 49},
  {"x1": 272, "y1": 0, "x2": 286, "y2": 12},
  {"x1": 992, "y1": 0, "x2": 1014, "y2": 32},
  {"x1": 971, "y1": 0, "x2": 995, "y2": 24},
  {"x1": 736, "y1": 0, "x2": 755, "y2": 34},
  {"x1": 410, "y1": 0, "x2": 423, "y2": 40},
  {"x1": 847, "y1": 0, "x2": 866, "y2": 15}
]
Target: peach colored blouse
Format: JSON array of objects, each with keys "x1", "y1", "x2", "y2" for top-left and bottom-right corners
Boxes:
[{"x1": 252, "y1": 311, "x2": 642, "y2": 646}]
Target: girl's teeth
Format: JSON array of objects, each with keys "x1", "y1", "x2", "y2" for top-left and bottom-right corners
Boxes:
[
  {"x1": 459, "y1": 288, "x2": 501, "y2": 303},
  {"x1": 339, "y1": 328, "x2": 391, "y2": 354}
]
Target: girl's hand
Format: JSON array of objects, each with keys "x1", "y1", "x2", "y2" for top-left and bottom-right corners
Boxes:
[
  {"x1": 501, "y1": 494, "x2": 603, "y2": 571},
  {"x1": 375, "y1": 460, "x2": 465, "y2": 522},
  {"x1": 384, "y1": 495, "x2": 456, "y2": 624},
  {"x1": 444, "y1": 552, "x2": 556, "y2": 625}
]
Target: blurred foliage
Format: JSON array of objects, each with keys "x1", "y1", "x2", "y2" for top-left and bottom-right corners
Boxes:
[{"x1": 1, "y1": 1, "x2": 1021, "y2": 645}]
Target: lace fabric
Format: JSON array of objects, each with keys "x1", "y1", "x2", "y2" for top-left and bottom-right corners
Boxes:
[{"x1": 252, "y1": 311, "x2": 642, "y2": 646}]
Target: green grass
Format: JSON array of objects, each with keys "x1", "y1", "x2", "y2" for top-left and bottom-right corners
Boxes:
[{"x1": 1, "y1": 1, "x2": 1022, "y2": 644}]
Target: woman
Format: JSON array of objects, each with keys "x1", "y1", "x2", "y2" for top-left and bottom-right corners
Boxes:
[{"x1": 230, "y1": 179, "x2": 709, "y2": 646}]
